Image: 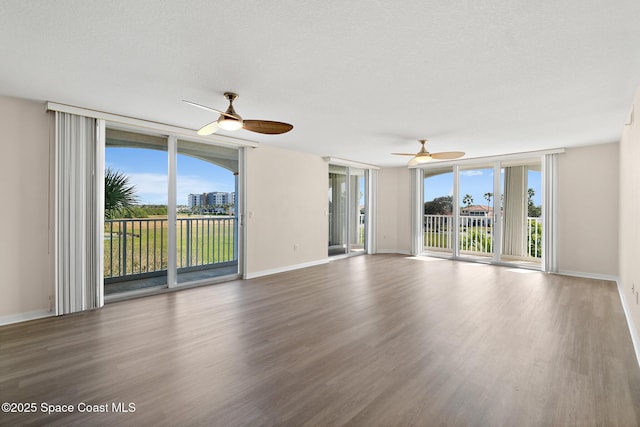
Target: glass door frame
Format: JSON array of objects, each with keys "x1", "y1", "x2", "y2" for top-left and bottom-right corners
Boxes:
[
  {"x1": 416, "y1": 150, "x2": 559, "y2": 272},
  {"x1": 327, "y1": 162, "x2": 375, "y2": 258},
  {"x1": 454, "y1": 163, "x2": 502, "y2": 262},
  {"x1": 103, "y1": 121, "x2": 245, "y2": 298},
  {"x1": 167, "y1": 136, "x2": 245, "y2": 288}
]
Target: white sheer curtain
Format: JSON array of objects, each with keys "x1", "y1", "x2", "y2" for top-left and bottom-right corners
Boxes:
[
  {"x1": 410, "y1": 168, "x2": 423, "y2": 255},
  {"x1": 55, "y1": 112, "x2": 104, "y2": 314},
  {"x1": 542, "y1": 153, "x2": 558, "y2": 272},
  {"x1": 502, "y1": 166, "x2": 527, "y2": 257},
  {"x1": 366, "y1": 168, "x2": 378, "y2": 255}
]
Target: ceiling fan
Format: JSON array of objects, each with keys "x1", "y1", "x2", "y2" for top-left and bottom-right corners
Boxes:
[
  {"x1": 392, "y1": 139, "x2": 464, "y2": 166},
  {"x1": 183, "y1": 92, "x2": 293, "y2": 136}
]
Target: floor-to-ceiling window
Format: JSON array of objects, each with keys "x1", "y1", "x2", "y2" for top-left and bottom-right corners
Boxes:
[
  {"x1": 104, "y1": 129, "x2": 169, "y2": 295},
  {"x1": 458, "y1": 164, "x2": 495, "y2": 261},
  {"x1": 349, "y1": 167, "x2": 366, "y2": 254},
  {"x1": 328, "y1": 165, "x2": 347, "y2": 256},
  {"x1": 328, "y1": 164, "x2": 368, "y2": 257},
  {"x1": 419, "y1": 155, "x2": 548, "y2": 270},
  {"x1": 423, "y1": 168, "x2": 454, "y2": 256},
  {"x1": 499, "y1": 159, "x2": 542, "y2": 266},
  {"x1": 176, "y1": 140, "x2": 239, "y2": 284},
  {"x1": 104, "y1": 128, "x2": 240, "y2": 296}
]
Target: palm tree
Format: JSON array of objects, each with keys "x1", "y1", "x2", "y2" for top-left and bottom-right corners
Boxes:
[
  {"x1": 105, "y1": 168, "x2": 138, "y2": 219},
  {"x1": 463, "y1": 194, "x2": 474, "y2": 207},
  {"x1": 484, "y1": 192, "x2": 493, "y2": 211}
]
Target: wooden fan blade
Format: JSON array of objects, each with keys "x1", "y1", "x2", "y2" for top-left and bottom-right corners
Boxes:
[
  {"x1": 430, "y1": 151, "x2": 465, "y2": 160},
  {"x1": 197, "y1": 121, "x2": 219, "y2": 136},
  {"x1": 182, "y1": 100, "x2": 238, "y2": 119},
  {"x1": 391, "y1": 153, "x2": 417, "y2": 156},
  {"x1": 243, "y1": 120, "x2": 293, "y2": 135}
]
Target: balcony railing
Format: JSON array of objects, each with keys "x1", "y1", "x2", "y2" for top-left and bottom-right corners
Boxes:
[
  {"x1": 423, "y1": 214, "x2": 542, "y2": 259},
  {"x1": 104, "y1": 216, "x2": 236, "y2": 282}
]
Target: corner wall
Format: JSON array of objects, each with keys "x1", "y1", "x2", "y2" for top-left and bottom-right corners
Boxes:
[
  {"x1": 0, "y1": 96, "x2": 55, "y2": 323},
  {"x1": 377, "y1": 167, "x2": 411, "y2": 254},
  {"x1": 619, "y1": 88, "x2": 640, "y2": 359},
  {"x1": 244, "y1": 145, "x2": 328, "y2": 277},
  {"x1": 557, "y1": 143, "x2": 619, "y2": 278}
]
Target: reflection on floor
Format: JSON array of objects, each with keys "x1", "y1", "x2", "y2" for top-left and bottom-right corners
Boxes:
[
  {"x1": 104, "y1": 263, "x2": 238, "y2": 295},
  {"x1": 424, "y1": 250, "x2": 541, "y2": 269},
  {"x1": 328, "y1": 246, "x2": 365, "y2": 257}
]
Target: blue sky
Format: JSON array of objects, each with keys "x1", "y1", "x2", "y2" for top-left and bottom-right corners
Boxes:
[
  {"x1": 107, "y1": 147, "x2": 542, "y2": 208},
  {"x1": 424, "y1": 168, "x2": 542, "y2": 207},
  {"x1": 106, "y1": 147, "x2": 235, "y2": 205}
]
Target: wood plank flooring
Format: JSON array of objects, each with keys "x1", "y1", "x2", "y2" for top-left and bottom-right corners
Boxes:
[{"x1": 1, "y1": 254, "x2": 640, "y2": 426}]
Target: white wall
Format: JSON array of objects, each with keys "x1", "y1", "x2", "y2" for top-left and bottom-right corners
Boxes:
[
  {"x1": 244, "y1": 145, "x2": 328, "y2": 277},
  {"x1": 556, "y1": 143, "x2": 619, "y2": 277},
  {"x1": 619, "y1": 88, "x2": 640, "y2": 355},
  {"x1": 0, "y1": 96, "x2": 55, "y2": 323},
  {"x1": 377, "y1": 167, "x2": 411, "y2": 254}
]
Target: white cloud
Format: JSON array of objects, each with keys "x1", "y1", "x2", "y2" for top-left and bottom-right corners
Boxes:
[
  {"x1": 460, "y1": 170, "x2": 483, "y2": 177},
  {"x1": 127, "y1": 173, "x2": 168, "y2": 204}
]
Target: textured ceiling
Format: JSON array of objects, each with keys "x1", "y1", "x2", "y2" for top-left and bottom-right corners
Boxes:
[{"x1": 1, "y1": 0, "x2": 639, "y2": 166}]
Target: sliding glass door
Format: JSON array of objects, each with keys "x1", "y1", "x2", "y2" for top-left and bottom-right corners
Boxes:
[
  {"x1": 423, "y1": 168, "x2": 454, "y2": 256},
  {"x1": 104, "y1": 129, "x2": 169, "y2": 295},
  {"x1": 104, "y1": 128, "x2": 241, "y2": 297},
  {"x1": 499, "y1": 160, "x2": 542, "y2": 266},
  {"x1": 458, "y1": 164, "x2": 495, "y2": 261},
  {"x1": 421, "y1": 158, "x2": 543, "y2": 268},
  {"x1": 176, "y1": 140, "x2": 239, "y2": 284},
  {"x1": 349, "y1": 168, "x2": 366, "y2": 254},
  {"x1": 328, "y1": 165, "x2": 367, "y2": 257}
]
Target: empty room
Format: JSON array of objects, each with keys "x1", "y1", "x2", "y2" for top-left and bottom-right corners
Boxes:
[{"x1": 2, "y1": 1, "x2": 640, "y2": 426}]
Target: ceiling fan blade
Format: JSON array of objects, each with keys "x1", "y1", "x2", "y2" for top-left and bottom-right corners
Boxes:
[
  {"x1": 197, "y1": 121, "x2": 219, "y2": 136},
  {"x1": 182, "y1": 100, "x2": 238, "y2": 119},
  {"x1": 391, "y1": 152, "x2": 417, "y2": 156},
  {"x1": 430, "y1": 151, "x2": 465, "y2": 160},
  {"x1": 243, "y1": 120, "x2": 293, "y2": 135}
]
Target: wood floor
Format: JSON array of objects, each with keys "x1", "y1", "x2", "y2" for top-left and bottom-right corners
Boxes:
[{"x1": 2, "y1": 254, "x2": 640, "y2": 426}]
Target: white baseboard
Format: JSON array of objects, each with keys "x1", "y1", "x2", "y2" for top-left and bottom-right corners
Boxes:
[
  {"x1": 616, "y1": 279, "x2": 640, "y2": 369},
  {"x1": 244, "y1": 258, "x2": 330, "y2": 279},
  {"x1": 0, "y1": 309, "x2": 54, "y2": 326},
  {"x1": 556, "y1": 270, "x2": 619, "y2": 282}
]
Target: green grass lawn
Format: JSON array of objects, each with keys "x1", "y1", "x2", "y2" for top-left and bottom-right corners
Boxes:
[{"x1": 105, "y1": 217, "x2": 236, "y2": 278}]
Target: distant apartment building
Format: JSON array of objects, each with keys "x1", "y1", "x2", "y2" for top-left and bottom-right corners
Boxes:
[
  {"x1": 187, "y1": 193, "x2": 205, "y2": 210},
  {"x1": 187, "y1": 192, "x2": 236, "y2": 213},
  {"x1": 206, "y1": 191, "x2": 229, "y2": 205}
]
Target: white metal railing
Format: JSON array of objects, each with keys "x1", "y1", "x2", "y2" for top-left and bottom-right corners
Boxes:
[
  {"x1": 527, "y1": 217, "x2": 542, "y2": 258},
  {"x1": 459, "y1": 215, "x2": 493, "y2": 254},
  {"x1": 423, "y1": 214, "x2": 454, "y2": 251},
  {"x1": 423, "y1": 214, "x2": 542, "y2": 259},
  {"x1": 104, "y1": 216, "x2": 236, "y2": 281}
]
